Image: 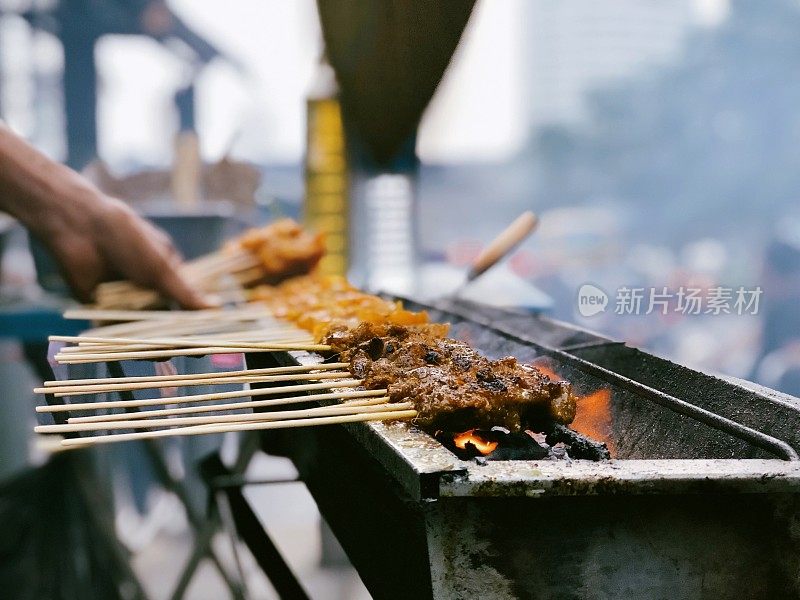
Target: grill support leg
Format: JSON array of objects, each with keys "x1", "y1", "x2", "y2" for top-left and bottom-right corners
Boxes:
[
  {"x1": 201, "y1": 453, "x2": 311, "y2": 600},
  {"x1": 104, "y1": 361, "x2": 246, "y2": 600}
]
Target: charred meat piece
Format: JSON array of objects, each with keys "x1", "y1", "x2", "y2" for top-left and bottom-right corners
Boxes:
[{"x1": 323, "y1": 323, "x2": 577, "y2": 432}]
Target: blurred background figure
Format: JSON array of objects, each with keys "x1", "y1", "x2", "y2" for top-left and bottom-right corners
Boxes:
[{"x1": 22, "y1": 0, "x2": 225, "y2": 169}]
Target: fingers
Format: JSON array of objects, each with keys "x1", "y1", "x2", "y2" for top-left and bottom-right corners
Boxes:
[
  {"x1": 49, "y1": 236, "x2": 106, "y2": 303},
  {"x1": 85, "y1": 197, "x2": 217, "y2": 310},
  {"x1": 62, "y1": 270, "x2": 95, "y2": 304},
  {"x1": 145, "y1": 234, "x2": 212, "y2": 309},
  {"x1": 154, "y1": 263, "x2": 214, "y2": 310}
]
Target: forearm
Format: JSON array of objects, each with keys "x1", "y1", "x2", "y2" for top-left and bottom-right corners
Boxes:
[
  {"x1": 0, "y1": 123, "x2": 100, "y2": 237},
  {"x1": 0, "y1": 124, "x2": 206, "y2": 307}
]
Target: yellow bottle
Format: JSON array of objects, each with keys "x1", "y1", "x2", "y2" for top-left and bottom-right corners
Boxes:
[{"x1": 304, "y1": 60, "x2": 348, "y2": 276}]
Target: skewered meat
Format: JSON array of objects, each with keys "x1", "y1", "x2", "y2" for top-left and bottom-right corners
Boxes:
[
  {"x1": 324, "y1": 322, "x2": 577, "y2": 432},
  {"x1": 234, "y1": 219, "x2": 325, "y2": 282},
  {"x1": 253, "y1": 274, "x2": 578, "y2": 433},
  {"x1": 252, "y1": 274, "x2": 432, "y2": 339}
]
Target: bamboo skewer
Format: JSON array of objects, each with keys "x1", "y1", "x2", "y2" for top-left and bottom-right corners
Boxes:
[
  {"x1": 78, "y1": 323, "x2": 300, "y2": 346},
  {"x1": 71, "y1": 329, "x2": 307, "y2": 343},
  {"x1": 82, "y1": 318, "x2": 295, "y2": 337},
  {"x1": 79, "y1": 313, "x2": 276, "y2": 335},
  {"x1": 51, "y1": 335, "x2": 320, "y2": 351},
  {"x1": 59, "y1": 409, "x2": 418, "y2": 447},
  {"x1": 186, "y1": 249, "x2": 259, "y2": 274},
  {"x1": 36, "y1": 400, "x2": 402, "y2": 433},
  {"x1": 62, "y1": 339, "x2": 313, "y2": 351},
  {"x1": 57, "y1": 337, "x2": 311, "y2": 354},
  {"x1": 70, "y1": 331, "x2": 306, "y2": 344},
  {"x1": 94, "y1": 249, "x2": 263, "y2": 310},
  {"x1": 54, "y1": 344, "x2": 331, "y2": 364},
  {"x1": 66, "y1": 389, "x2": 388, "y2": 422},
  {"x1": 191, "y1": 330, "x2": 305, "y2": 340},
  {"x1": 36, "y1": 370, "x2": 351, "y2": 396},
  {"x1": 36, "y1": 379, "x2": 364, "y2": 413},
  {"x1": 64, "y1": 306, "x2": 272, "y2": 322},
  {"x1": 43, "y1": 363, "x2": 349, "y2": 387}
]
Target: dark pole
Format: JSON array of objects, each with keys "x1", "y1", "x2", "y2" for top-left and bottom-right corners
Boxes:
[{"x1": 61, "y1": 29, "x2": 98, "y2": 170}]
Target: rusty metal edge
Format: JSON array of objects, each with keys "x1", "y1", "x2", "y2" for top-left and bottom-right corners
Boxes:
[{"x1": 439, "y1": 458, "x2": 800, "y2": 498}]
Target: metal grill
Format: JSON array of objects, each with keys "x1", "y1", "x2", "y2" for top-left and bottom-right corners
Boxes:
[{"x1": 243, "y1": 296, "x2": 800, "y2": 599}]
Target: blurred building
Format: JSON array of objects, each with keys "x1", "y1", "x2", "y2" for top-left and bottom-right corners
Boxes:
[{"x1": 525, "y1": 0, "x2": 695, "y2": 129}]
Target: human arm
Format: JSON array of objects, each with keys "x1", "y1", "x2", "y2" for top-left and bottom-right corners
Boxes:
[{"x1": 0, "y1": 123, "x2": 207, "y2": 308}]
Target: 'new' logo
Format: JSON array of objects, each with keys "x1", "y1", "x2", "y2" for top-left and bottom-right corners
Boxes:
[{"x1": 577, "y1": 284, "x2": 608, "y2": 317}]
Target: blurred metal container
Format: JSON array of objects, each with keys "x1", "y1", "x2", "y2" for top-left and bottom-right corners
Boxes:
[
  {"x1": 349, "y1": 172, "x2": 419, "y2": 295},
  {"x1": 137, "y1": 199, "x2": 241, "y2": 260}
]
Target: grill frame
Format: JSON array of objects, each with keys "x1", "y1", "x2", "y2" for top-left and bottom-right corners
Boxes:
[
  {"x1": 248, "y1": 296, "x2": 800, "y2": 502},
  {"x1": 242, "y1": 297, "x2": 800, "y2": 598}
]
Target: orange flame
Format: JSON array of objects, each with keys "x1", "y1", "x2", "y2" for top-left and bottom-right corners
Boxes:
[
  {"x1": 453, "y1": 429, "x2": 499, "y2": 455},
  {"x1": 534, "y1": 363, "x2": 563, "y2": 383},
  {"x1": 570, "y1": 389, "x2": 615, "y2": 456},
  {"x1": 534, "y1": 361, "x2": 616, "y2": 456}
]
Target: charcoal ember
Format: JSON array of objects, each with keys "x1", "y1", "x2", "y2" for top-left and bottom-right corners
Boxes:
[
  {"x1": 545, "y1": 424, "x2": 611, "y2": 461},
  {"x1": 487, "y1": 432, "x2": 549, "y2": 460}
]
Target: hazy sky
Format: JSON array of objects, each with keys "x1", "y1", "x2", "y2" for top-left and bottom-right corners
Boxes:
[
  {"x1": 96, "y1": 0, "x2": 527, "y2": 167},
  {"x1": 94, "y1": 0, "x2": 727, "y2": 168}
]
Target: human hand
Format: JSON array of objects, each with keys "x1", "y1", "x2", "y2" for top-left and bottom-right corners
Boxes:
[{"x1": 33, "y1": 192, "x2": 209, "y2": 308}]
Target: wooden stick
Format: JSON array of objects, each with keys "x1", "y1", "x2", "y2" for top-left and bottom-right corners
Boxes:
[
  {"x1": 80, "y1": 319, "x2": 202, "y2": 339},
  {"x1": 64, "y1": 306, "x2": 271, "y2": 322},
  {"x1": 54, "y1": 344, "x2": 331, "y2": 364},
  {"x1": 467, "y1": 211, "x2": 539, "y2": 281},
  {"x1": 68, "y1": 389, "x2": 385, "y2": 423},
  {"x1": 233, "y1": 266, "x2": 266, "y2": 286},
  {"x1": 185, "y1": 249, "x2": 258, "y2": 275},
  {"x1": 57, "y1": 335, "x2": 313, "y2": 355},
  {"x1": 89, "y1": 314, "x2": 242, "y2": 329},
  {"x1": 191, "y1": 330, "x2": 304, "y2": 341},
  {"x1": 48, "y1": 374, "x2": 333, "y2": 396},
  {"x1": 180, "y1": 249, "x2": 227, "y2": 270},
  {"x1": 57, "y1": 337, "x2": 310, "y2": 354},
  {"x1": 36, "y1": 379, "x2": 363, "y2": 413},
  {"x1": 37, "y1": 400, "x2": 401, "y2": 433},
  {"x1": 80, "y1": 322, "x2": 295, "y2": 344},
  {"x1": 51, "y1": 335, "x2": 318, "y2": 351},
  {"x1": 59, "y1": 410, "x2": 418, "y2": 447},
  {"x1": 36, "y1": 370, "x2": 350, "y2": 396},
  {"x1": 70, "y1": 333, "x2": 313, "y2": 347},
  {"x1": 43, "y1": 362, "x2": 348, "y2": 387},
  {"x1": 70, "y1": 326, "x2": 302, "y2": 345},
  {"x1": 66, "y1": 389, "x2": 387, "y2": 422}
]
